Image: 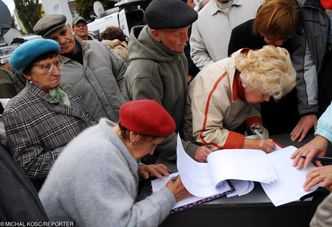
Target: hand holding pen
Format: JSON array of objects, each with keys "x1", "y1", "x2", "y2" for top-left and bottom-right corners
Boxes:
[
  {"x1": 250, "y1": 124, "x2": 269, "y2": 139},
  {"x1": 246, "y1": 124, "x2": 274, "y2": 153},
  {"x1": 291, "y1": 135, "x2": 329, "y2": 169}
]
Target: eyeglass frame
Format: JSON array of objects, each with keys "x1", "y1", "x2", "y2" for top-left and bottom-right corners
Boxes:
[{"x1": 33, "y1": 58, "x2": 63, "y2": 74}]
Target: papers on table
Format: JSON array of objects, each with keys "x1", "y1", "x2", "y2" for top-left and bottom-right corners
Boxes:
[
  {"x1": 151, "y1": 173, "x2": 228, "y2": 213},
  {"x1": 260, "y1": 146, "x2": 318, "y2": 206},
  {"x1": 175, "y1": 135, "x2": 317, "y2": 207}
]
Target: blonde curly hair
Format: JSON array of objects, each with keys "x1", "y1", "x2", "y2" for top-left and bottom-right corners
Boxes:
[{"x1": 235, "y1": 45, "x2": 296, "y2": 100}]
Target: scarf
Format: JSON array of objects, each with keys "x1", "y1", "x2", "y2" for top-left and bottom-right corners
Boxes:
[{"x1": 49, "y1": 87, "x2": 71, "y2": 107}]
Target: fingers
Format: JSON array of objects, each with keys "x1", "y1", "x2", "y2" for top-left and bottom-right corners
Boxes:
[
  {"x1": 290, "y1": 124, "x2": 301, "y2": 141},
  {"x1": 140, "y1": 169, "x2": 150, "y2": 179},
  {"x1": 194, "y1": 146, "x2": 212, "y2": 163},
  {"x1": 140, "y1": 164, "x2": 170, "y2": 179},
  {"x1": 151, "y1": 164, "x2": 170, "y2": 178},
  {"x1": 259, "y1": 139, "x2": 275, "y2": 153},
  {"x1": 291, "y1": 143, "x2": 320, "y2": 169},
  {"x1": 298, "y1": 127, "x2": 310, "y2": 142}
]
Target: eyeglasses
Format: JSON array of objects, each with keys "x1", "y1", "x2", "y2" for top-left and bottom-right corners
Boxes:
[{"x1": 34, "y1": 59, "x2": 63, "y2": 74}]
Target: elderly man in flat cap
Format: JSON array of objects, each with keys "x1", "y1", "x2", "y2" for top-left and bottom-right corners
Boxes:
[
  {"x1": 124, "y1": 0, "x2": 211, "y2": 171},
  {"x1": 33, "y1": 14, "x2": 127, "y2": 122}
]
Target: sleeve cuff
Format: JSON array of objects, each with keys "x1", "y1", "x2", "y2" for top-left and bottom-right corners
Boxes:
[
  {"x1": 223, "y1": 131, "x2": 245, "y2": 148},
  {"x1": 245, "y1": 116, "x2": 262, "y2": 129}
]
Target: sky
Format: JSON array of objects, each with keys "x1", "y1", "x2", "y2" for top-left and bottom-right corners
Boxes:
[{"x1": 2, "y1": 0, "x2": 15, "y2": 15}]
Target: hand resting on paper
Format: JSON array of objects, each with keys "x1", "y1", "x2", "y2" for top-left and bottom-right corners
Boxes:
[
  {"x1": 243, "y1": 138, "x2": 275, "y2": 153},
  {"x1": 166, "y1": 176, "x2": 192, "y2": 202},
  {"x1": 139, "y1": 164, "x2": 170, "y2": 179},
  {"x1": 291, "y1": 135, "x2": 328, "y2": 169},
  {"x1": 304, "y1": 165, "x2": 332, "y2": 191}
]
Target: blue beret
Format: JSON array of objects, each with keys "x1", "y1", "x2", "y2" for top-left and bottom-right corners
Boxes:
[
  {"x1": 9, "y1": 38, "x2": 60, "y2": 74},
  {"x1": 144, "y1": 0, "x2": 198, "y2": 29}
]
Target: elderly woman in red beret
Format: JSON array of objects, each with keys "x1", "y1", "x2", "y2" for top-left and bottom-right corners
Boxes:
[
  {"x1": 3, "y1": 39, "x2": 95, "y2": 189},
  {"x1": 39, "y1": 99, "x2": 191, "y2": 227}
]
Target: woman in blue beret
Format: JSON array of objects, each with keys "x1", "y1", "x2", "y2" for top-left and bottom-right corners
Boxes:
[{"x1": 3, "y1": 38, "x2": 95, "y2": 190}]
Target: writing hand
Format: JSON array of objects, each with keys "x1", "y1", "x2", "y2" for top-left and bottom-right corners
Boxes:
[{"x1": 291, "y1": 135, "x2": 328, "y2": 169}]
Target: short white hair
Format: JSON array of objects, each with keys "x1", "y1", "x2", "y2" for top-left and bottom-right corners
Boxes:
[{"x1": 235, "y1": 45, "x2": 296, "y2": 100}]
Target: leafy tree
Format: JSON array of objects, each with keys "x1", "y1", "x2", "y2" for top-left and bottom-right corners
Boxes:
[
  {"x1": 75, "y1": 0, "x2": 114, "y2": 20},
  {"x1": 14, "y1": 0, "x2": 42, "y2": 34}
]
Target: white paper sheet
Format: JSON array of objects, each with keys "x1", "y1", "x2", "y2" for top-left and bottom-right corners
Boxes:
[
  {"x1": 261, "y1": 146, "x2": 318, "y2": 206},
  {"x1": 226, "y1": 180, "x2": 255, "y2": 197},
  {"x1": 151, "y1": 173, "x2": 222, "y2": 210},
  {"x1": 176, "y1": 135, "x2": 232, "y2": 197},
  {"x1": 207, "y1": 149, "x2": 278, "y2": 184}
]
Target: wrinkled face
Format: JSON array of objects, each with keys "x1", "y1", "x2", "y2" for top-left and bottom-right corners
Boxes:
[
  {"x1": 264, "y1": 36, "x2": 284, "y2": 47},
  {"x1": 244, "y1": 87, "x2": 271, "y2": 104},
  {"x1": 46, "y1": 26, "x2": 76, "y2": 55},
  {"x1": 25, "y1": 56, "x2": 62, "y2": 90},
  {"x1": 72, "y1": 21, "x2": 88, "y2": 40},
  {"x1": 154, "y1": 26, "x2": 190, "y2": 53},
  {"x1": 134, "y1": 137, "x2": 164, "y2": 158}
]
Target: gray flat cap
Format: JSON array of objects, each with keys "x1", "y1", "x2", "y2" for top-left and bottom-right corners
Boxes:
[
  {"x1": 144, "y1": 0, "x2": 198, "y2": 29},
  {"x1": 72, "y1": 16, "x2": 86, "y2": 26},
  {"x1": 33, "y1": 14, "x2": 66, "y2": 37}
]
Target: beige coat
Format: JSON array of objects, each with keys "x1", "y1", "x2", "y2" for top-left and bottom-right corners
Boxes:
[
  {"x1": 310, "y1": 192, "x2": 332, "y2": 227},
  {"x1": 184, "y1": 50, "x2": 261, "y2": 150}
]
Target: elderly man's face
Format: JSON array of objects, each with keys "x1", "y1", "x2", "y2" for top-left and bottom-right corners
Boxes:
[
  {"x1": 72, "y1": 22, "x2": 88, "y2": 40},
  {"x1": 152, "y1": 26, "x2": 190, "y2": 53},
  {"x1": 46, "y1": 26, "x2": 76, "y2": 55}
]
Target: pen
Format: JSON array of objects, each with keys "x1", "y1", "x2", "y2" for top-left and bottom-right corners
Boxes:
[
  {"x1": 253, "y1": 129, "x2": 263, "y2": 138},
  {"x1": 300, "y1": 155, "x2": 332, "y2": 163}
]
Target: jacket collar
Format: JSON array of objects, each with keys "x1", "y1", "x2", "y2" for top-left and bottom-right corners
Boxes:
[
  {"x1": 207, "y1": 0, "x2": 243, "y2": 16},
  {"x1": 101, "y1": 119, "x2": 139, "y2": 178},
  {"x1": 128, "y1": 25, "x2": 182, "y2": 63},
  {"x1": 27, "y1": 82, "x2": 86, "y2": 119},
  {"x1": 224, "y1": 48, "x2": 248, "y2": 102},
  {"x1": 232, "y1": 70, "x2": 245, "y2": 101},
  {"x1": 27, "y1": 82, "x2": 60, "y2": 104}
]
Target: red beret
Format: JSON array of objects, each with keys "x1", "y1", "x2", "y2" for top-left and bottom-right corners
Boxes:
[
  {"x1": 119, "y1": 99, "x2": 176, "y2": 137},
  {"x1": 321, "y1": 0, "x2": 332, "y2": 9}
]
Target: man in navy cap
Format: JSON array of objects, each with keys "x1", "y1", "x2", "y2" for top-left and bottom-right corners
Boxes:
[
  {"x1": 124, "y1": 0, "x2": 211, "y2": 171},
  {"x1": 33, "y1": 14, "x2": 127, "y2": 122}
]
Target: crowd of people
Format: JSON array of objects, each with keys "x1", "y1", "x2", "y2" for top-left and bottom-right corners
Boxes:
[{"x1": 1, "y1": 0, "x2": 332, "y2": 226}]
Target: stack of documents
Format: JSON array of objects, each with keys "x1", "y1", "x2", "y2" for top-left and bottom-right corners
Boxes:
[{"x1": 175, "y1": 135, "x2": 317, "y2": 207}]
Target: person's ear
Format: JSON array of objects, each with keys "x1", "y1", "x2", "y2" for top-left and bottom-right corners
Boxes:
[
  {"x1": 150, "y1": 29, "x2": 162, "y2": 42},
  {"x1": 129, "y1": 131, "x2": 140, "y2": 144},
  {"x1": 23, "y1": 73, "x2": 32, "y2": 81}
]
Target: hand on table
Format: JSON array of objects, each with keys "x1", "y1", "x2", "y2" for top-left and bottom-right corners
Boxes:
[{"x1": 290, "y1": 114, "x2": 317, "y2": 142}]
